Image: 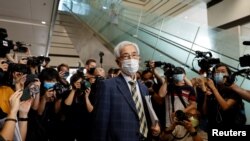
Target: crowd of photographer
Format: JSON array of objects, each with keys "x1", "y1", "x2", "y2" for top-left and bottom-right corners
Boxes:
[
  {"x1": 0, "y1": 52, "x2": 105, "y2": 141},
  {"x1": 1, "y1": 26, "x2": 250, "y2": 141}
]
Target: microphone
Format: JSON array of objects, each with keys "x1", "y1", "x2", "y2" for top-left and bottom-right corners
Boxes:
[
  {"x1": 243, "y1": 41, "x2": 250, "y2": 46},
  {"x1": 99, "y1": 51, "x2": 104, "y2": 66}
]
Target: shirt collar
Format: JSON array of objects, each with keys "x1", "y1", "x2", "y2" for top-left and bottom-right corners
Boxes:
[{"x1": 121, "y1": 72, "x2": 137, "y2": 83}]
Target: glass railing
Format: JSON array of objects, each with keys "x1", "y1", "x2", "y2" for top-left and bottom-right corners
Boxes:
[
  {"x1": 58, "y1": 0, "x2": 249, "y2": 76},
  {"x1": 58, "y1": 0, "x2": 250, "y2": 123}
]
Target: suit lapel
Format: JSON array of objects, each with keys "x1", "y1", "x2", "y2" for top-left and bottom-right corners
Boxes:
[{"x1": 116, "y1": 75, "x2": 138, "y2": 116}]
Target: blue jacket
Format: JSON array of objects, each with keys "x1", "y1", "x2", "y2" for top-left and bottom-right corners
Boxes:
[{"x1": 91, "y1": 74, "x2": 152, "y2": 141}]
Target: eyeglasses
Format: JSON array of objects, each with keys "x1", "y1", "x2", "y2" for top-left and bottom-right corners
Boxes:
[{"x1": 120, "y1": 53, "x2": 139, "y2": 60}]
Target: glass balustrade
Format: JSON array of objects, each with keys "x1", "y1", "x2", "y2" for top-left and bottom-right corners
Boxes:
[{"x1": 58, "y1": 0, "x2": 250, "y2": 123}]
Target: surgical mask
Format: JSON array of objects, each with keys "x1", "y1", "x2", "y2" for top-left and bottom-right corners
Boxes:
[
  {"x1": 214, "y1": 73, "x2": 225, "y2": 84},
  {"x1": 44, "y1": 82, "x2": 56, "y2": 90},
  {"x1": 189, "y1": 116, "x2": 199, "y2": 127},
  {"x1": 121, "y1": 59, "x2": 139, "y2": 76},
  {"x1": 173, "y1": 74, "x2": 184, "y2": 83},
  {"x1": 63, "y1": 72, "x2": 70, "y2": 79}
]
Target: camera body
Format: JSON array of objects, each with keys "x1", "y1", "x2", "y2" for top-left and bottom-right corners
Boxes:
[
  {"x1": 81, "y1": 80, "x2": 91, "y2": 92},
  {"x1": 27, "y1": 56, "x2": 47, "y2": 67},
  {"x1": 145, "y1": 61, "x2": 166, "y2": 68},
  {"x1": 197, "y1": 58, "x2": 220, "y2": 71},
  {"x1": 144, "y1": 60, "x2": 175, "y2": 81},
  {"x1": 239, "y1": 54, "x2": 250, "y2": 67},
  {"x1": 195, "y1": 51, "x2": 220, "y2": 77},
  {"x1": 53, "y1": 83, "x2": 70, "y2": 98},
  {"x1": 8, "y1": 63, "x2": 29, "y2": 74},
  {"x1": 175, "y1": 110, "x2": 188, "y2": 121}
]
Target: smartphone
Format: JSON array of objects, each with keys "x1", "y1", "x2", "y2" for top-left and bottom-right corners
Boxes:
[{"x1": 20, "y1": 87, "x2": 31, "y2": 101}]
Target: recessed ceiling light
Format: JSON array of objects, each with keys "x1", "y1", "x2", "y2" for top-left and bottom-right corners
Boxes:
[{"x1": 41, "y1": 21, "x2": 46, "y2": 24}]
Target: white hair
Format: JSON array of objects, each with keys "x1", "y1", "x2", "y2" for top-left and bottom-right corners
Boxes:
[{"x1": 114, "y1": 41, "x2": 140, "y2": 58}]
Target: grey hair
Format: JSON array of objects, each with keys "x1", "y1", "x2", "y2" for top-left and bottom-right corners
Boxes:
[{"x1": 114, "y1": 41, "x2": 140, "y2": 58}]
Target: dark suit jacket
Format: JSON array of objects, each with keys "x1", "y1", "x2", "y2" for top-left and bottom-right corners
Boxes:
[{"x1": 91, "y1": 74, "x2": 152, "y2": 141}]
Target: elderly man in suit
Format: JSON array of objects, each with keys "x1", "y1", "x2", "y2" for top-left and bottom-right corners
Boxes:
[{"x1": 92, "y1": 41, "x2": 161, "y2": 141}]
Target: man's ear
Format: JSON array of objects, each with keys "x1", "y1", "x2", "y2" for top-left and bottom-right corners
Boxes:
[{"x1": 115, "y1": 59, "x2": 120, "y2": 66}]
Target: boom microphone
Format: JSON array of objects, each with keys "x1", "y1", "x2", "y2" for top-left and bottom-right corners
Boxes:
[{"x1": 243, "y1": 41, "x2": 250, "y2": 46}]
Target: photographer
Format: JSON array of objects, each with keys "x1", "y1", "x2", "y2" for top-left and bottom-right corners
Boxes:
[
  {"x1": 158, "y1": 66, "x2": 197, "y2": 129},
  {"x1": 107, "y1": 67, "x2": 120, "y2": 79},
  {"x1": 84, "y1": 58, "x2": 97, "y2": 79},
  {"x1": 0, "y1": 89, "x2": 32, "y2": 141},
  {"x1": 29, "y1": 67, "x2": 62, "y2": 141},
  {"x1": 141, "y1": 61, "x2": 166, "y2": 131},
  {"x1": 57, "y1": 63, "x2": 70, "y2": 86},
  {"x1": 159, "y1": 108, "x2": 207, "y2": 141},
  {"x1": 203, "y1": 63, "x2": 246, "y2": 129},
  {"x1": 144, "y1": 60, "x2": 165, "y2": 85},
  {"x1": 62, "y1": 72, "x2": 92, "y2": 141}
]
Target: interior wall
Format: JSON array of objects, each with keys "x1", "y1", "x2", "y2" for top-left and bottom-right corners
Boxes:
[{"x1": 207, "y1": 0, "x2": 250, "y2": 27}]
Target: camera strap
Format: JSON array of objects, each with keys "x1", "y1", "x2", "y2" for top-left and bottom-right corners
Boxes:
[{"x1": 170, "y1": 87, "x2": 187, "y2": 113}]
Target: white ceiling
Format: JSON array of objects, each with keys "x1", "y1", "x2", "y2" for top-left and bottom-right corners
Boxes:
[
  {"x1": 0, "y1": 0, "x2": 57, "y2": 57},
  {"x1": 1, "y1": 0, "x2": 249, "y2": 65}
]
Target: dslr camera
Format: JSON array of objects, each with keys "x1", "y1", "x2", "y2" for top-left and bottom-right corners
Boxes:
[
  {"x1": 53, "y1": 83, "x2": 70, "y2": 99},
  {"x1": 175, "y1": 110, "x2": 188, "y2": 121},
  {"x1": 27, "y1": 56, "x2": 50, "y2": 67},
  {"x1": 8, "y1": 63, "x2": 29, "y2": 74},
  {"x1": 145, "y1": 60, "x2": 175, "y2": 81}
]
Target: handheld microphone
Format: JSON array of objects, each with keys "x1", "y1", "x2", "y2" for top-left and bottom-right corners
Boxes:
[
  {"x1": 243, "y1": 41, "x2": 250, "y2": 46},
  {"x1": 99, "y1": 51, "x2": 104, "y2": 64}
]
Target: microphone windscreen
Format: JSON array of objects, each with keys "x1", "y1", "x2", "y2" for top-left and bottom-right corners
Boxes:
[{"x1": 243, "y1": 41, "x2": 250, "y2": 45}]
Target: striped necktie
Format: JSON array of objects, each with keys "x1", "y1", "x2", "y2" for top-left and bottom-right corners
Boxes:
[{"x1": 129, "y1": 81, "x2": 148, "y2": 138}]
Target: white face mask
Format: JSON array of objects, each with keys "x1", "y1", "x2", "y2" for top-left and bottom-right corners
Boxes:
[
  {"x1": 173, "y1": 74, "x2": 184, "y2": 83},
  {"x1": 214, "y1": 72, "x2": 225, "y2": 84},
  {"x1": 188, "y1": 116, "x2": 199, "y2": 127},
  {"x1": 121, "y1": 59, "x2": 139, "y2": 76}
]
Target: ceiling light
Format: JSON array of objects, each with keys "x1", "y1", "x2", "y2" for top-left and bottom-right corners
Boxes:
[{"x1": 41, "y1": 21, "x2": 46, "y2": 24}]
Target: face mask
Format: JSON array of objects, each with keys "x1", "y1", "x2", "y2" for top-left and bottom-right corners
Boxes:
[
  {"x1": 188, "y1": 116, "x2": 199, "y2": 127},
  {"x1": 121, "y1": 59, "x2": 139, "y2": 76},
  {"x1": 214, "y1": 73, "x2": 225, "y2": 84},
  {"x1": 63, "y1": 72, "x2": 70, "y2": 79},
  {"x1": 173, "y1": 74, "x2": 184, "y2": 83},
  {"x1": 44, "y1": 82, "x2": 56, "y2": 90}
]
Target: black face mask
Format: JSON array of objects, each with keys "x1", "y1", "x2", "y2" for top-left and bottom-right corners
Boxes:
[{"x1": 88, "y1": 67, "x2": 96, "y2": 75}]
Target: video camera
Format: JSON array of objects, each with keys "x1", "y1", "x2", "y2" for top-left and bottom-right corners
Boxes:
[
  {"x1": 26, "y1": 56, "x2": 50, "y2": 67},
  {"x1": 0, "y1": 28, "x2": 29, "y2": 55},
  {"x1": 224, "y1": 53, "x2": 250, "y2": 86},
  {"x1": 239, "y1": 54, "x2": 250, "y2": 67},
  {"x1": 145, "y1": 60, "x2": 175, "y2": 80},
  {"x1": 195, "y1": 51, "x2": 220, "y2": 76}
]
